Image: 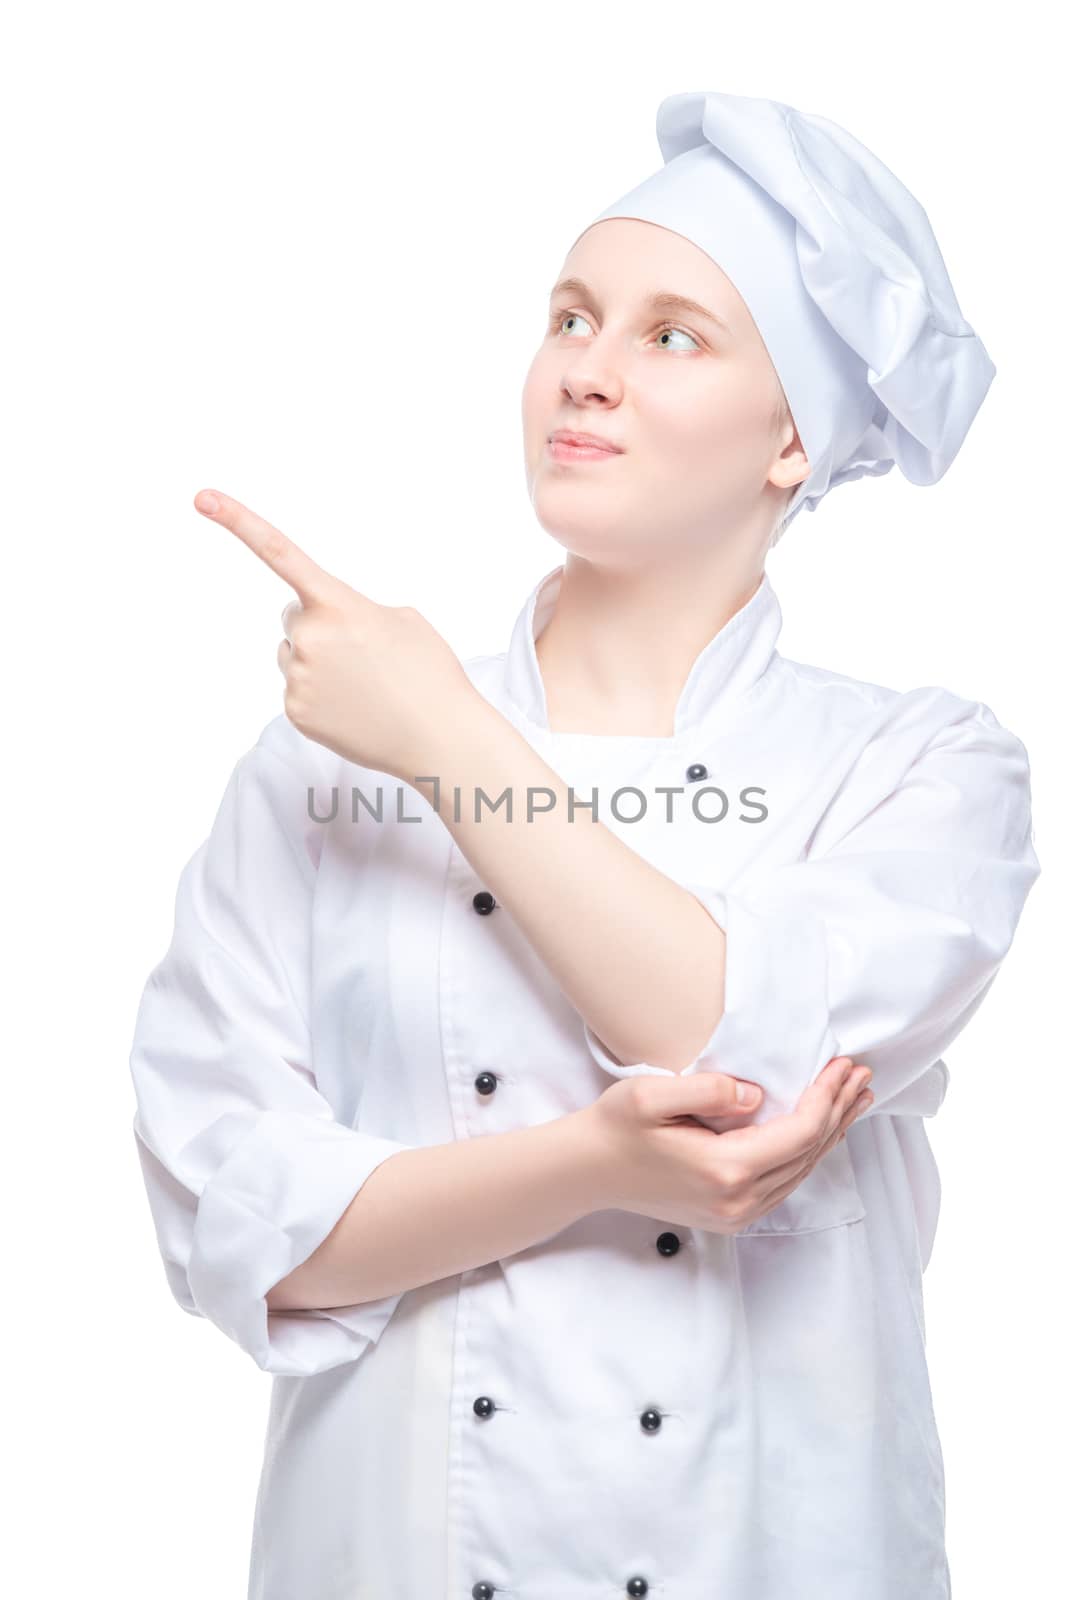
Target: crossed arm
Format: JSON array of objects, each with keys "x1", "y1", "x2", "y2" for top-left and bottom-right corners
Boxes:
[{"x1": 132, "y1": 683, "x2": 1036, "y2": 1369}]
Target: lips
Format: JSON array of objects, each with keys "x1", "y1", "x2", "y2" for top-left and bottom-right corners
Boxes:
[{"x1": 550, "y1": 430, "x2": 623, "y2": 453}]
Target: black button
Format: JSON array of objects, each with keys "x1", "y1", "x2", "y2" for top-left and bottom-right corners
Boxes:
[
  {"x1": 472, "y1": 1586, "x2": 495, "y2": 1599},
  {"x1": 639, "y1": 1407, "x2": 662, "y2": 1433},
  {"x1": 685, "y1": 762, "x2": 708, "y2": 782},
  {"x1": 472, "y1": 890, "x2": 496, "y2": 915},
  {"x1": 655, "y1": 1231, "x2": 681, "y2": 1256},
  {"x1": 472, "y1": 1395, "x2": 496, "y2": 1419},
  {"x1": 474, "y1": 1071, "x2": 498, "y2": 1096},
  {"x1": 626, "y1": 1580, "x2": 650, "y2": 1597}
]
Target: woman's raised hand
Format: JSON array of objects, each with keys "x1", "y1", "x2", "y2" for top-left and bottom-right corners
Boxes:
[
  {"x1": 194, "y1": 488, "x2": 478, "y2": 780},
  {"x1": 585, "y1": 1055, "x2": 874, "y2": 1234}
]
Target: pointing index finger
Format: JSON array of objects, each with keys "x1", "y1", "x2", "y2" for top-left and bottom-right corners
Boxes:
[{"x1": 194, "y1": 489, "x2": 336, "y2": 603}]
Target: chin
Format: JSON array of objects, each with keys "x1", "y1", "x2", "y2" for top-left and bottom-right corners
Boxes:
[{"x1": 532, "y1": 511, "x2": 636, "y2": 568}]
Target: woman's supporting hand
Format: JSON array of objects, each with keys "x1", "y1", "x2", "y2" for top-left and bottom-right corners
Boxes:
[{"x1": 585, "y1": 1055, "x2": 873, "y2": 1233}]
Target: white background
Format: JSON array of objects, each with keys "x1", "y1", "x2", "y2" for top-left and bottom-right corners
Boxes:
[{"x1": 2, "y1": 2, "x2": 1059, "y2": 1593}]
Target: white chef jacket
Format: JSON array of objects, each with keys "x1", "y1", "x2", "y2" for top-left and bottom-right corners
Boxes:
[{"x1": 128, "y1": 562, "x2": 1040, "y2": 1600}]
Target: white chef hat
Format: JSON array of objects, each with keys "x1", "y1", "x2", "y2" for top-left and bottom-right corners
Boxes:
[{"x1": 567, "y1": 90, "x2": 996, "y2": 535}]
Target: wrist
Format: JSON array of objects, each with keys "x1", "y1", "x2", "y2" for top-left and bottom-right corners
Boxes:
[
  {"x1": 554, "y1": 1102, "x2": 619, "y2": 1217},
  {"x1": 400, "y1": 687, "x2": 499, "y2": 792}
]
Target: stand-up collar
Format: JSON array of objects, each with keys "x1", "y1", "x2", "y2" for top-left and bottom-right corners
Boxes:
[{"x1": 501, "y1": 563, "x2": 783, "y2": 738}]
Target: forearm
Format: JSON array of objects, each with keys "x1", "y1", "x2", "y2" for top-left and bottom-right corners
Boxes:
[
  {"x1": 266, "y1": 1107, "x2": 611, "y2": 1311},
  {"x1": 407, "y1": 694, "x2": 726, "y2": 1072}
]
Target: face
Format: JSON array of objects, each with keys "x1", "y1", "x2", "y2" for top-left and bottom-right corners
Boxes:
[{"x1": 520, "y1": 217, "x2": 810, "y2": 567}]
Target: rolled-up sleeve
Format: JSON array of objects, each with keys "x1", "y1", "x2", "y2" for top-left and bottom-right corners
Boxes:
[
  {"x1": 585, "y1": 697, "x2": 1041, "y2": 1120},
  {"x1": 128, "y1": 725, "x2": 413, "y2": 1377}
]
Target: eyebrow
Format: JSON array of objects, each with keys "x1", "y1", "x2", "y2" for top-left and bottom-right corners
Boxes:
[{"x1": 548, "y1": 276, "x2": 733, "y2": 337}]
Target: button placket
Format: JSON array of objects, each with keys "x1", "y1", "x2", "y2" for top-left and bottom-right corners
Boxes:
[
  {"x1": 451, "y1": 840, "x2": 688, "y2": 1595},
  {"x1": 471, "y1": 897, "x2": 502, "y2": 1102}
]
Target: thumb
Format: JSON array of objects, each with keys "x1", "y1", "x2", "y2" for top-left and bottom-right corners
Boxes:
[{"x1": 653, "y1": 1070, "x2": 763, "y2": 1117}]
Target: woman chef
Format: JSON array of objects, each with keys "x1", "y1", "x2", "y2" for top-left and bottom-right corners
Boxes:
[{"x1": 128, "y1": 90, "x2": 1041, "y2": 1600}]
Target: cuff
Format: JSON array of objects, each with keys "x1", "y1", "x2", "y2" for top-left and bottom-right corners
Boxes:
[{"x1": 186, "y1": 1109, "x2": 413, "y2": 1376}]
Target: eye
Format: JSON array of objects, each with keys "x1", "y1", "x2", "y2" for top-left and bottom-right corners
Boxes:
[
  {"x1": 549, "y1": 309, "x2": 701, "y2": 352},
  {"x1": 551, "y1": 310, "x2": 593, "y2": 337},
  {"x1": 654, "y1": 325, "x2": 700, "y2": 352}
]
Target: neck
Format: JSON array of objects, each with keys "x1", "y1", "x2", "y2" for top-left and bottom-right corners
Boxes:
[{"x1": 534, "y1": 549, "x2": 767, "y2": 738}]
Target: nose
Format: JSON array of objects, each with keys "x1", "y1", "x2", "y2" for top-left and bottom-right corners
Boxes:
[{"x1": 560, "y1": 365, "x2": 622, "y2": 408}]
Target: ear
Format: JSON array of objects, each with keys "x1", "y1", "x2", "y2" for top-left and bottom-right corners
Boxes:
[{"x1": 769, "y1": 417, "x2": 810, "y2": 493}]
